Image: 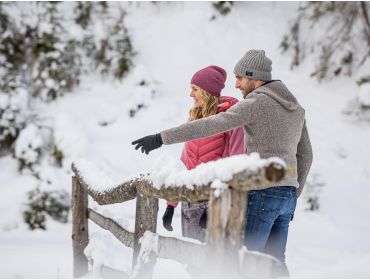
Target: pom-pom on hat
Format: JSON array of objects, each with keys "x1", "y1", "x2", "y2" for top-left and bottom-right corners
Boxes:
[{"x1": 191, "y1": 65, "x2": 227, "y2": 97}]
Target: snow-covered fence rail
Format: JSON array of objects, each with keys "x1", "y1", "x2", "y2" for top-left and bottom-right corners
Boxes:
[{"x1": 71, "y1": 154, "x2": 287, "y2": 278}]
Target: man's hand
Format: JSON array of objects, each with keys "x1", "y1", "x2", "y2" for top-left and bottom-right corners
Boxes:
[
  {"x1": 132, "y1": 133, "x2": 163, "y2": 154},
  {"x1": 162, "y1": 205, "x2": 174, "y2": 231}
]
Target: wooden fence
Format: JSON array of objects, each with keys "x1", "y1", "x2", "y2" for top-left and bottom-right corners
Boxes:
[{"x1": 71, "y1": 158, "x2": 287, "y2": 278}]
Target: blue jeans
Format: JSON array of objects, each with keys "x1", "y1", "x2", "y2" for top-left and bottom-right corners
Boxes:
[{"x1": 244, "y1": 186, "x2": 297, "y2": 276}]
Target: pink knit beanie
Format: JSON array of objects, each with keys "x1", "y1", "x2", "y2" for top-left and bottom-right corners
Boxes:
[{"x1": 190, "y1": 65, "x2": 227, "y2": 97}]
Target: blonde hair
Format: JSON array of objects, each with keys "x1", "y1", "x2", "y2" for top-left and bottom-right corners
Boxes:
[{"x1": 188, "y1": 88, "x2": 219, "y2": 121}]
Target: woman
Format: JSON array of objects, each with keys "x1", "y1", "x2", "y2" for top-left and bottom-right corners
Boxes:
[{"x1": 162, "y1": 65, "x2": 245, "y2": 242}]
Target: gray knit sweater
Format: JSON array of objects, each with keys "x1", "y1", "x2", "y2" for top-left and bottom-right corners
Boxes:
[{"x1": 161, "y1": 81, "x2": 313, "y2": 197}]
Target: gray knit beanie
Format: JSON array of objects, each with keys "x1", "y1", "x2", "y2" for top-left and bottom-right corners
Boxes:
[{"x1": 233, "y1": 50, "x2": 272, "y2": 81}]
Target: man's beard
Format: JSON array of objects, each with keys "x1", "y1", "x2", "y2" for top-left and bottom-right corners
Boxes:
[{"x1": 242, "y1": 83, "x2": 255, "y2": 98}]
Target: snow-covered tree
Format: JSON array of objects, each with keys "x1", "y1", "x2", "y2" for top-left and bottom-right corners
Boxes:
[
  {"x1": 0, "y1": 90, "x2": 28, "y2": 153},
  {"x1": 0, "y1": 2, "x2": 136, "y2": 229},
  {"x1": 281, "y1": 2, "x2": 370, "y2": 83},
  {"x1": 0, "y1": 2, "x2": 135, "y2": 154}
]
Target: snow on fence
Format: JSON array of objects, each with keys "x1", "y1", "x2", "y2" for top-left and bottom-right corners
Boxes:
[{"x1": 71, "y1": 154, "x2": 287, "y2": 278}]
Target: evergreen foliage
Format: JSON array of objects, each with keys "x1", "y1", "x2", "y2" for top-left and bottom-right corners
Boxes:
[
  {"x1": 212, "y1": 1, "x2": 234, "y2": 16},
  {"x1": 0, "y1": 1, "x2": 135, "y2": 154},
  {"x1": 0, "y1": 2, "x2": 135, "y2": 229},
  {"x1": 0, "y1": 90, "x2": 28, "y2": 152},
  {"x1": 24, "y1": 188, "x2": 70, "y2": 230}
]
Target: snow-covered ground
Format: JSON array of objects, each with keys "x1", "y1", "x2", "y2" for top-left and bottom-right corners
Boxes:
[{"x1": 1, "y1": 2, "x2": 370, "y2": 278}]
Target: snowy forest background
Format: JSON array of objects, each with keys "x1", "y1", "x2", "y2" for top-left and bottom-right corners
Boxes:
[{"x1": 0, "y1": 1, "x2": 370, "y2": 278}]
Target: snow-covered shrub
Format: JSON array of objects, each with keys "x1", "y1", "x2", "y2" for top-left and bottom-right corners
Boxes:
[
  {"x1": 127, "y1": 65, "x2": 158, "y2": 118},
  {"x1": 303, "y1": 172, "x2": 325, "y2": 211},
  {"x1": 0, "y1": 1, "x2": 135, "y2": 157},
  {"x1": 0, "y1": 2, "x2": 82, "y2": 102},
  {"x1": 23, "y1": 187, "x2": 70, "y2": 230},
  {"x1": 74, "y1": 2, "x2": 135, "y2": 80},
  {"x1": 52, "y1": 113, "x2": 89, "y2": 171},
  {"x1": 0, "y1": 90, "x2": 28, "y2": 152},
  {"x1": 1, "y1": 1, "x2": 135, "y2": 103},
  {"x1": 281, "y1": 2, "x2": 370, "y2": 82},
  {"x1": 342, "y1": 82, "x2": 370, "y2": 121},
  {"x1": 14, "y1": 123, "x2": 44, "y2": 172},
  {"x1": 343, "y1": 99, "x2": 370, "y2": 122},
  {"x1": 212, "y1": 1, "x2": 234, "y2": 16}
]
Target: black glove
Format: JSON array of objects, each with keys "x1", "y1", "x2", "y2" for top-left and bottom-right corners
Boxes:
[
  {"x1": 162, "y1": 205, "x2": 174, "y2": 231},
  {"x1": 199, "y1": 209, "x2": 207, "y2": 229},
  {"x1": 131, "y1": 133, "x2": 163, "y2": 154}
]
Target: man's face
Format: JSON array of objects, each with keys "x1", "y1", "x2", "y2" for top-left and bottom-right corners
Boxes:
[{"x1": 235, "y1": 76, "x2": 255, "y2": 98}]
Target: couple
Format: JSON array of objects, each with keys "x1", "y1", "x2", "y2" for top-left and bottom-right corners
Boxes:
[{"x1": 132, "y1": 49, "x2": 313, "y2": 276}]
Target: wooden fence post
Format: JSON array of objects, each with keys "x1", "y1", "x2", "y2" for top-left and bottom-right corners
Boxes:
[
  {"x1": 72, "y1": 176, "x2": 89, "y2": 278},
  {"x1": 132, "y1": 193, "x2": 158, "y2": 277},
  {"x1": 206, "y1": 187, "x2": 248, "y2": 278},
  {"x1": 226, "y1": 188, "x2": 247, "y2": 249}
]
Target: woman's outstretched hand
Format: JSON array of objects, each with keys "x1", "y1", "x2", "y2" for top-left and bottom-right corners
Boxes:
[{"x1": 131, "y1": 133, "x2": 163, "y2": 154}]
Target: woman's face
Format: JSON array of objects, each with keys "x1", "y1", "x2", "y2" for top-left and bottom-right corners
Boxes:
[{"x1": 190, "y1": 84, "x2": 203, "y2": 107}]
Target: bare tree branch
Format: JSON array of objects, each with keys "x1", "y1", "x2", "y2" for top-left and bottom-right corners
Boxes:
[{"x1": 360, "y1": 2, "x2": 370, "y2": 47}]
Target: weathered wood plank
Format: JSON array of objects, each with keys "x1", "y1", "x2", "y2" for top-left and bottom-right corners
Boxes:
[
  {"x1": 157, "y1": 235, "x2": 206, "y2": 268},
  {"x1": 205, "y1": 188, "x2": 248, "y2": 277},
  {"x1": 87, "y1": 208, "x2": 134, "y2": 248},
  {"x1": 205, "y1": 188, "x2": 235, "y2": 278},
  {"x1": 72, "y1": 163, "x2": 138, "y2": 205},
  {"x1": 72, "y1": 176, "x2": 89, "y2": 278},
  {"x1": 225, "y1": 188, "x2": 247, "y2": 253},
  {"x1": 72, "y1": 161, "x2": 286, "y2": 205},
  {"x1": 132, "y1": 194, "x2": 158, "y2": 278}
]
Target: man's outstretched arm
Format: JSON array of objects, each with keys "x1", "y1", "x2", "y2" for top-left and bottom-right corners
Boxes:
[{"x1": 132, "y1": 98, "x2": 254, "y2": 154}]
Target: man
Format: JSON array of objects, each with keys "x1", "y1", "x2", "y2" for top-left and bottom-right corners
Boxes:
[{"x1": 132, "y1": 50, "x2": 313, "y2": 275}]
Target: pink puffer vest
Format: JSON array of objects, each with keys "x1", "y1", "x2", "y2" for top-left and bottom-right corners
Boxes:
[{"x1": 168, "y1": 96, "x2": 245, "y2": 207}]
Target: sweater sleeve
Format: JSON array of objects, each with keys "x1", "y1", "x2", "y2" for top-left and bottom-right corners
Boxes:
[
  {"x1": 161, "y1": 98, "x2": 253, "y2": 145},
  {"x1": 296, "y1": 120, "x2": 313, "y2": 197}
]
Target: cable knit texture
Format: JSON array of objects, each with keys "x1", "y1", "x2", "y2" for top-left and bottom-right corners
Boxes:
[
  {"x1": 191, "y1": 65, "x2": 227, "y2": 97},
  {"x1": 233, "y1": 49, "x2": 272, "y2": 81},
  {"x1": 161, "y1": 81, "x2": 313, "y2": 197}
]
